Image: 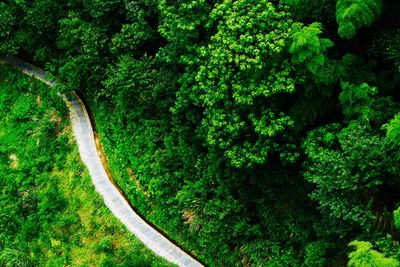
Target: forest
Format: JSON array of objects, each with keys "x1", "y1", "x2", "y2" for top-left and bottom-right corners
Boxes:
[{"x1": 1, "y1": 0, "x2": 400, "y2": 266}]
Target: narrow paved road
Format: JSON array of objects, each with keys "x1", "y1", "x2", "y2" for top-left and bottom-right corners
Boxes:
[{"x1": 5, "y1": 57, "x2": 204, "y2": 267}]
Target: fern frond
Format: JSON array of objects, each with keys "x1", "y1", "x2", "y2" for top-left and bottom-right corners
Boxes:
[
  {"x1": 290, "y1": 22, "x2": 334, "y2": 84},
  {"x1": 336, "y1": 0, "x2": 382, "y2": 39},
  {"x1": 385, "y1": 113, "x2": 400, "y2": 144}
]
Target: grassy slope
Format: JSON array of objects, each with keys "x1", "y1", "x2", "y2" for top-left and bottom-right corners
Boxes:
[{"x1": 0, "y1": 63, "x2": 171, "y2": 267}]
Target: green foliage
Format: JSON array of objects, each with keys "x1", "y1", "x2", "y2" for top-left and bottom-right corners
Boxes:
[
  {"x1": 102, "y1": 54, "x2": 174, "y2": 120},
  {"x1": 95, "y1": 237, "x2": 113, "y2": 253},
  {"x1": 384, "y1": 112, "x2": 400, "y2": 144},
  {"x1": 82, "y1": 0, "x2": 122, "y2": 18},
  {"x1": 57, "y1": 12, "x2": 107, "y2": 56},
  {"x1": 111, "y1": 0, "x2": 158, "y2": 55},
  {"x1": 394, "y1": 207, "x2": 400, "y2": 230},
  {"x1": 175, "y1": 0, "x2": 297, "y2": 168},
  {"x1": 290, "y1": 22, "x2": 335, "y2": 84},
  {"x1": 111, "y1": 23, "x2": 154, "y2": 55},
  {"x1": 9, "y1": 0, "x2": 66, "y2": 61},
  {"x1": 336, "y1": 0, "x2": 383, "y2": 39},
  {"x1": 303, "y1": 241, "x2": 330, "y2": 267},
  {"x1": 157, "y1": 0, "x2": 213, "y2": 62},
  {"x1": 0, "y1": 3, "x2": 18, "y2": 55},
  {"x1": 0, "y1": 248, "x2": 36, "y2": 267},
  {"x1": 339, "y1": 82, "x2": 377, "y2": 123},
  {"x1": 55, "y1": 11, "x2": 110, "y2": 92},
  {"x1": 303, "y1": 122, "x2": 400, "y2": 232},
  {"x1": 348, "y1": 241, "x2": 400, "y2": 267}
]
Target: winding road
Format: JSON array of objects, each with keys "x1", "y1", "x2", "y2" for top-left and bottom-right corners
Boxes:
[{"x1": 5, "y1": 57, "x2": 203, "y2": 267}]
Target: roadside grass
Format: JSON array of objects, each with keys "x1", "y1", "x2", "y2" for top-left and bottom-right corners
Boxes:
[{"x1": 0, "y1": 63, "x2": 172, "y2": 267}]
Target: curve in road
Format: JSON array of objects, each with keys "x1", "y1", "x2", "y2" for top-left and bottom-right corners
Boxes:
[{"x1": 4, "y1": 57, "x2": 204, "y2": 267}]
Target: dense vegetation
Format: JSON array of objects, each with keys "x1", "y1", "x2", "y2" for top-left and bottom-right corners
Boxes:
[
  {"x1": 0, "y1": 65, "x2": 170, "y2": 266},
  {"x1": 2, "y1": 0, "x2": 400, "y2": 266}
]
